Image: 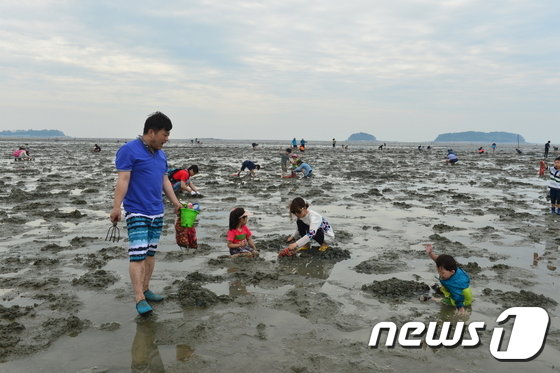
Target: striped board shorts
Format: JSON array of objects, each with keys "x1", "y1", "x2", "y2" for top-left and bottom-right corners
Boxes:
[{"x1": 125, "y1": 213, "x2": 164, "y2": 261}]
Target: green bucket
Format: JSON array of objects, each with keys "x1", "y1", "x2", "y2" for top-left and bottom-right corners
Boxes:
[{"x1": 180, "y1": 208, "x2": 199, "y2": 227}]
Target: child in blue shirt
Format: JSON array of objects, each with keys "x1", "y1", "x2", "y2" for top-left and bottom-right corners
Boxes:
[{"x1": 423, "y1": 244, "x2": 472, "y2": 316}]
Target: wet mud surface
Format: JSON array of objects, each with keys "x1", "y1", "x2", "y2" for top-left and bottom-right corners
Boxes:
[{"x1": 0, "y1": 139, "x2": 559, "y2": 372}]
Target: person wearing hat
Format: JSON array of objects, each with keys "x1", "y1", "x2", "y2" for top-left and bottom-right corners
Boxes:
[{"x1": 227, "y1": 208, "x2": 258, "y2": 257}]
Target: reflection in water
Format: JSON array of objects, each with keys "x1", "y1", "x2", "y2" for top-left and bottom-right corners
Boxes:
[
  {"x1": 131, "y1": 320, "x2": 165, "y2": 373},
  {"x1": 131, "y1": 320, "x2": 195, "y2": 372}
]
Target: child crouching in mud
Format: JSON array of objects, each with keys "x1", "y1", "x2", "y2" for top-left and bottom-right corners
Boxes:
[
  {"x1": 227, "y1": 208, "x2": 259, "y2": 258},
  {"x1": 422, "y1": 244, "x2": 473, "y2": 316},
  {"x1": 279, "y1": 197, "x2": 334, "y2": 256}
]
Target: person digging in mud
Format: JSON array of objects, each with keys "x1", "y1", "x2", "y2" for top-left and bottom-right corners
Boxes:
[
  {"x1": 227, "y1": 208, "x2": 259, "y2": 258},
  {"x1": 12, "y1": 147, "x2": 31, "y2": 161},
  {"x1": 110, "y1": 111, "x2": 183, "y2": 316},
  {"x1": 293, "y1": 159, "x2": 313, "y2": 178},
  {"x1": 445, "y1": 149, "x2": 458, "y2": 165},
  {"x1": 168, "y1": 165, "x2": 201, "y2": 196},
  {"x1": 422, "y1": 244, "x2": 473, "y2": 316},
  {"x1": 235, "y1": 160, "x2": 260, "y2": 177},
  {"x1": 281, "y1": 197, "x2": 334, "y2": 256},
  {"x1": 547, "y1": 156, "x2": 560, "y2": 215}
]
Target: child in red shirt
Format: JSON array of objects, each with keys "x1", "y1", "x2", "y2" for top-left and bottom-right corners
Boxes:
[{"x1": 227, "y1": 208, "x2": 258, "y2": 257}]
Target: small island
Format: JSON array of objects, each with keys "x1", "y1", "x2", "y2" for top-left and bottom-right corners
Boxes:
[
  {"x1": 434, "y1": 131, "x2": 525, "y2": 143},
  {"x1": 0, "y1": 129, "x2": 69, "y2": 138},
  {"x1": 347, "y1": 132, "x2": 377, "y2": 141}
]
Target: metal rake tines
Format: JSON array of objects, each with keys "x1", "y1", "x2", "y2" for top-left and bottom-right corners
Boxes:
[{"x1": 105, "y1": 222, "x2": 121, "y2": 242}]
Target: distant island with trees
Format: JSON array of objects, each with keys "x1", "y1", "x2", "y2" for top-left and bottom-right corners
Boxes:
[
  {"x1": 347, "y1": 132, "x2": 377, "y2": 141},
  {"x1": 434, "y1": 131, "x2": 526, "y2": 143},
  {"x1": 0, "y1": 130, "x2": 69, "y2": 138}
]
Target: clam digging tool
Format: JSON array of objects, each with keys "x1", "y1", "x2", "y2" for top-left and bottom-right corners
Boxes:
[{"x1": 105, "y1": 222, "x2": 121, "y2": 242}]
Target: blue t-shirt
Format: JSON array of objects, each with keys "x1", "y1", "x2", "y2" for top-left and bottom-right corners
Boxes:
[
  {"x1": 115, "y1": 138, "x2": 168, "y2": 215},
  {"x1": 294, "y1": 162, "x2": 312, "y2": 176}
]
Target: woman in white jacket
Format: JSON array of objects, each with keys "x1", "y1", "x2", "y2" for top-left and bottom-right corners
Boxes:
[{"x1": 286, "y1": 197, "x2": 334, "y2": 254}]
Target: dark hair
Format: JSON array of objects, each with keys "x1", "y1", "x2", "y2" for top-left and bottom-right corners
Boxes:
[
  {"x1": 289, "y1": 197, "x2": 309, "y2": 215},
  {"x1": 188, "y1": 165, "x2": 199, "y2": 174},
  {"x1": 143, "y1": 112, "x2": 172, "y2": 134},
  {"x1": 255, "y1": 164, "x2": 261, "y2": 170},
  {"x1": 435, "y1": 254, "x2": 458, "y2": 272},
  {"x1": 286, "y1": 148, "x2": 292, "y2": 153},
  {"x1": 229, "y1": 207, "x2": 245, "y2": 230},
  {"x1": 555, "y1": 156, "x2": 560, "y2": 161}
]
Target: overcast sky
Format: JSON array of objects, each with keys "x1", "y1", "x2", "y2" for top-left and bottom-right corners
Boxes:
[{"x1": 1, "y1": 0, "x2": 558, "y2": 142}]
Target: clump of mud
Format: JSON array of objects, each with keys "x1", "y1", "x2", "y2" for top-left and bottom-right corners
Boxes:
[
  {"x1": 74, "y1": 254, "x2": 108, "y2": 269},
  {"x1": 461, "y1": 262, "x2": 482, "y2": 274},
  {"x1": 69, "y1": 236, "x2": 98, "y2": 247},
  {"x1": 171, "y1": 280, "x2": 231, "y2": 308},
  {"x1": 274, "y1": 288, "x2": 342, "y2": 320},
  {"x1": 0, "y1": 305, "x2": 34, "y2": 320},
  {"x1": 72, "y1": 270, "x2": 119, "y2": 289},
  {"x1": 32, "y1": 257, "x2": 60, "y2": 267},
  {"x1": 0, "y1": 316, "x2": 89, "y2": 362},
  {"x1": 362, "y1": 278, "x2": 430, "y2": 302},
  {"x1": 428, "y1": 234, "x2": 466, "y2": 250},
  {"x1": 296, "y1": 246, "x2": 351, "y2": 261},
  {"x1": 355, "y1": 251, "x2": 409, "y2": 274},
  {"x1": 208, "y1": 256, "x2": 267, "y2": 267},
  {"x1": 185, "y1": 271, "x2": 225, "y2": 283},
  {"x1": 482, "y1": 288, "x2": 558, "y2": 309},
  {"x1": 41, "y1": 243, "x2": 72, "y2": 253},
  {"x1": 231, "y1": 270, "x2": 279, "y2": 284},
  {"x1": 433, "y1": 224, "x2": 464, "y2": 233},
  {"x1": 355, "y1": 257, "x2": 408, "y2": 274},
  {"x1": 35, "y1": 293, "x2": 81, "y2": 312}
]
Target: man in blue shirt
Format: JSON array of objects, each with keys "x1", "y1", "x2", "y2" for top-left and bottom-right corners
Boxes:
[{"x1": 110, "y1": 112, "x2": 183, "y2": 315}]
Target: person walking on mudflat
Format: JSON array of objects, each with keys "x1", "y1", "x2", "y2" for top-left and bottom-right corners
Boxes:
[
  {"x1": 544, "y1": 141, "x2": 551, "y2": 158},
  {"x1": 110, "y1": 112, "x2": 183, "y2": 316}
]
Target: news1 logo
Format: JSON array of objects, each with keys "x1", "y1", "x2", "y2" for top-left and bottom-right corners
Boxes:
[{"x1": 368, "y1": 307, "x2": 550, "y2": 361}]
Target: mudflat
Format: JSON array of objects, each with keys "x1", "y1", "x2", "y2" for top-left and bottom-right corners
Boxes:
[{"x1": 1, "y1": 139, "x2": 558, "y2": 372}]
